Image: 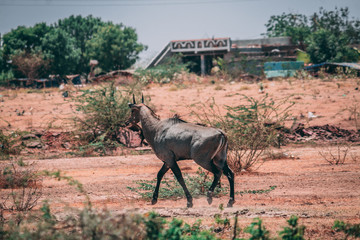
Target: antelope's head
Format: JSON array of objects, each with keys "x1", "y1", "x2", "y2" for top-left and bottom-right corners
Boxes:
[{"x1": 128, "y1": 94, "x2": 144, "y2": 124}]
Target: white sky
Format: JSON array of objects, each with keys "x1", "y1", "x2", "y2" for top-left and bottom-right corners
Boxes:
[{"x1": 1, "y1": 0, "x2": 359, "y2": 63}]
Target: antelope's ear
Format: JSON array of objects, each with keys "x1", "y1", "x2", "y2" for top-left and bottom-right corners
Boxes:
[{"x1": 128, "y1": 103, "x2": 134, "y2": 108}]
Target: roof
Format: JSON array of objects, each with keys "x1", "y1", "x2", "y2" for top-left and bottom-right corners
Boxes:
[
  {"x1": 231, "y1": 37, "x2": 293, "y2": 48},
  {"x1": 304, "y1": 62, "x2": 360, "y2": 71},
  {"x1": 146, "y1": 43, "x2": 171, "y2": 69},
  {"x1": 146, "y1": 36, "x2": 295, "y2": 69},
  {"x1": 170, "y1": 37, "x2": 231, "y2": 53}
]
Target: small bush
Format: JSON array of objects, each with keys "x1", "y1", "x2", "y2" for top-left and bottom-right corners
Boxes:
[
  {"x1": 318, "y1": 142, "x2": 352, "y2": 165},
  {"x1": 191, "y1": 95, "x2": 294, "y2": 172},
  {"x1": 0, "y1": 130, "x2": 23, "y2": 159},
  {"x1": 344, "y1": 101, "x2": 360, "y2": 130},
  {"x1": 73, "y1": 82, "x2": 141, "y2": 153},
  {"x1": 0, "y1": 161, "x2": 42, "y2": 214}
]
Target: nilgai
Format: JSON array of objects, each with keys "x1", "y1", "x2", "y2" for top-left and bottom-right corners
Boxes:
[{"x1": 128, "y1": 95, "x2": 234, "y2": 207}]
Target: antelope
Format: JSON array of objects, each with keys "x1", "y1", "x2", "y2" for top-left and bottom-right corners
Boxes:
[{"x1": 128, "y1": 95, "x2": 235, "y2": 208}]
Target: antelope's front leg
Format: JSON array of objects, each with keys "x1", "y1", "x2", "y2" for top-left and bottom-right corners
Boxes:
[
  {"x1": 170, "y1": 162, "x2": 193, "y2": 208},
  {"x1": 152, "y1": 163, "x2": 169, "y2": 205}
]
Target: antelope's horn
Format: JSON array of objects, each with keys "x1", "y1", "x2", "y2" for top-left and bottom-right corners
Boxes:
[
  {"x1": 133, "y1": 94, "x2": 136, "y2": 104},
  {"x1": 141, "y1": 93, "x2": 144, "y2": 103}
]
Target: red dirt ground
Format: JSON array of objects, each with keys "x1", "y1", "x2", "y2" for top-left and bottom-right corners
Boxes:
[{"x1": 1, "y1": 77, "x2": 360, "y2": 239}]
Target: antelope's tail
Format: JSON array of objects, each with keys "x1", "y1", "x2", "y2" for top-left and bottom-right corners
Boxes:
[{"x1": 211, "y1": 130, "x2": 228, "y2": 160}]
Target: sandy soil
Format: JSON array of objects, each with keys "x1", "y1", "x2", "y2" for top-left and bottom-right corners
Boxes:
[
  {"x1": 1, "y1": 77, "x2": 360, "y2": 238},
  {"x1": 1, "y1": 78, "x2": 360, "y2": 131},
  {"x1": 26, "y1": 146, "x2": 360, "y2": 239}
]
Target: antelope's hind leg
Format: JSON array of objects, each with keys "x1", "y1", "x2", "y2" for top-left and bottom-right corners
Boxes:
[
  {"x1": 152, "y1": 163, "x2": 170, "y2": 205},
  {"x1": 223, "y1": 163, "x2": 235, "y2": 207},
  {"x1": 207, "y1": 162, "x2": 222, "y2": 205}
]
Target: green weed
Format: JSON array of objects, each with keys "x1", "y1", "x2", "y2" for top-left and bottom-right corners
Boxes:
[
  {"x1": 236, "y1": 186, "x2": 277, "y2": 196},
  {"x1": 278, "y1": 215, "x2": 306, "y2": 240},
  {"x1": 333, "y1": 220, "x2": 360, "y2": 239},
  {"x1": 128, "y1": 168, "x2": 276, "y2": 200},
  {"x1": 243, "y1": 218, "x2": 270, "y2": 240},
  {"x1": 127, "y1": 167, "x2": 228, "y2": 200}
]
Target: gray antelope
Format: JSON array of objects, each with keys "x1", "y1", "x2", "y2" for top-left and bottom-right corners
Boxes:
[{"x1": 128, "y1": 96, "x2": 235, "y2": 208}]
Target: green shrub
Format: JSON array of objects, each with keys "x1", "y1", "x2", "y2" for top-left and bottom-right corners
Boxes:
[
  {"x1": 0, "y1": 70, "x2": 14, "y2": 87},
  {"x1": 73, "y1": 82, "x2": 141, "y2": 153},
  {"x1": 191, "y1": 95, "x2": 294, "y2": 172},
  {"x1": 135, "y1": 54, "x2": 190, "y2": 84},
  {"x1": 1, "y1": 203, "x2": 147, "y2": 240},
  {"x1": 243, "y1": 218, "x2": 270, "y2": 240},
  {"x1": 278, "y1": 215, "x2": 305, "y2": 240},
  {"x1": 2, "y1": 197, "x2": 358, "y2": 240},
  {"x1": 333, "y1": 220, "x2": 360, "y2": 239},
  {"x1": 0, "y1": 130, "x2": 23, "y2": 159},
  {"x1": 1, "y1": 205, "x2": 216, "y2": 240}
]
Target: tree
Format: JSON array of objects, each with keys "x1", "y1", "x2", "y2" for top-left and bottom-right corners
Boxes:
[
  {"x1": 2, "y1": 23, "x2": 51, "y2": 58},
  {"x1": 264, "y1": 7, "x2": 360, "y2": 63},
  {"x1": 306, "y1": 29, "x2": 358, "y2": 63},
  {"x1": 86, "y1": 24, "x2": 146, "y2": 72},
  {"x1": 1, "y1": 16, "x2": 145, "y2": 77},
  {"x1": 57, "y1": 15, "x2": 106, "y2": 74},
  {"x1": 11, "y1": 50, "x2": 49, "y2": 84},
  {"x1": 264, "y1": 13, "x2": 311, "y2": 49},
  {"x1": 0, "y1": 39, "x2": 5, "y2": 73},
  {"x1": 40, "y1": 28, "x2": 81, "y2": 76},
  {"x1": 310, "y1": 7, "x2": 360, "y2": 44}
]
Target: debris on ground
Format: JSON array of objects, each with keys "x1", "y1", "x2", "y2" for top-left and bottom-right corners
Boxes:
[{"x1": 282, "y1": 123, "x2": 360, "y2": 142}]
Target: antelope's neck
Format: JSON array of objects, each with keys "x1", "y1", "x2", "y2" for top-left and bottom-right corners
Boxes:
[{"x1": 139, "y1": 107, "x2": 159, "y2": 147}]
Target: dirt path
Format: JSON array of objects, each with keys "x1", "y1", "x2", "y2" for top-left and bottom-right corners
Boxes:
[{"x1": 28, "y1": 145, "x2": 360, "y2": 239}]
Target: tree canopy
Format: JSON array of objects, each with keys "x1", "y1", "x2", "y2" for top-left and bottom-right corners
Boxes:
[
  {"x1": 264, "y1": 7, "x2": 360, "y2": 63},
  {"x1": 86, "y1": 24, "x2": 146, "y2": 72},
  {"x1": 56, "y1": 15, "x2": 107, "y2": 73},
  {"x1": 0, "y1": 15, "x2": 146, "y2": 78}
]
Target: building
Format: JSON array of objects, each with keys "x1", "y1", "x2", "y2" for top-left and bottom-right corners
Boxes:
[{"x1": 146, "y1": 36, "x2": 298, "y2": 76}]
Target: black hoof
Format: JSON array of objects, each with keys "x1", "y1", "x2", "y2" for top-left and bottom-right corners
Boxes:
[
  {"x1": 187, "y1": 201, "x2": 193, "y2": 208},
  {"x1": 227, "y1": 199, "x2": 235, "y2": 208},
  {"x1": 151, "y1": 198, "x2": 157, "y2": 205},
  {"x1": 207, "y1": 192, "x2": 213, "y2": 205}
]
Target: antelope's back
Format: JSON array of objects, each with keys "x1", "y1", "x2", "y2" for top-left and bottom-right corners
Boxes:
[{"x1": 154, "y1": 120, "x2": 224, "y2": 160}]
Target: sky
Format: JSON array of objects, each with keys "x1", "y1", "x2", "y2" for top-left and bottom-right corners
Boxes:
[{"x1": 1, "y1": 0, "x2": 360, "y2": 64}]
